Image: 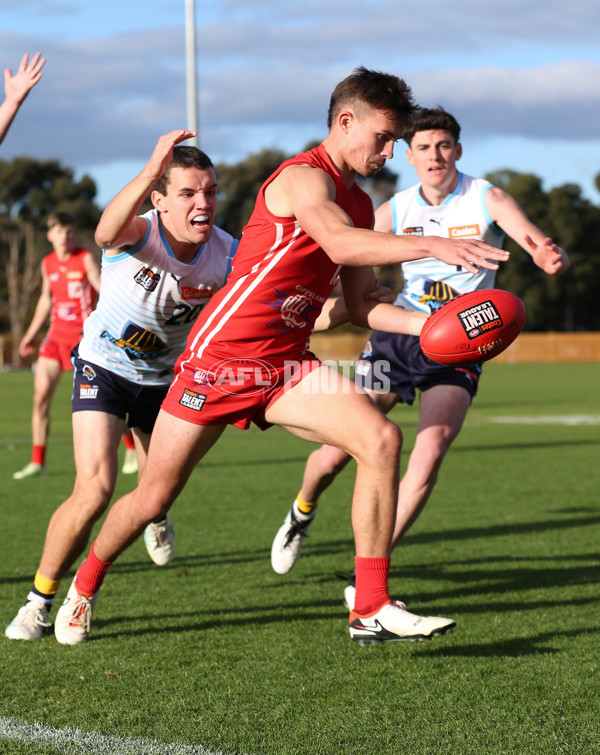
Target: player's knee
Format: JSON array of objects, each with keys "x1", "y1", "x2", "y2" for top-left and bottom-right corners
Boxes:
[{"x1": 361, "y1": 418, "x2": 402, "y2": 468}]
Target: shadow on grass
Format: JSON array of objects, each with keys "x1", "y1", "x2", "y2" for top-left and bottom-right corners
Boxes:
[{"x1": 414, "y1": 625, "x2": 599, "y2": 658}]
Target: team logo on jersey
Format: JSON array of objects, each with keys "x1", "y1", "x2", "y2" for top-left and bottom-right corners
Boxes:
[
  {"x1": 265, "y1": 288, "x2": 319, "y2": 331},
  {"x1": 179, "y1": 388, "x2": 206, "y2": 411},
  {"x1": 66, "y1": 271, "x2": 84, "y2": 280},
  {"x1": 449, "y1": 224, "x2": 481, "y2": 239},
  {"x1": 402, "y1": 226, "x2": 424, "y2": 236},
  {"x1": 419, "y1": 280, "x2": 460, "y2": 309},
  {"x1": 458, "y1": 300, "x2": 502, "y2": 339},
  {"x1": 82, "y1": 364, "x2": 97, "y2": 381},
  {"x1": 134, "y1": 266, "x2": 161, "y2": 292},
  {"x1": 100, "y1": 322, "x2": 169, "y2": 360}
]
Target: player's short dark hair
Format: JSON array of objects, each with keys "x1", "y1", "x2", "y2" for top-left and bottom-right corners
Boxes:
[
  {"x1": 403, "y1": 106, "x2": 461, "y2": 145},
  {"x1": 327, "y1": 66, "x2": 417, "y2": 129},
  {"x1": 47, "y1": 211, "x2": 75, "y2": 230},
  {"x1": 152, "y1": 146, "x2": 215, "y2": 195}
]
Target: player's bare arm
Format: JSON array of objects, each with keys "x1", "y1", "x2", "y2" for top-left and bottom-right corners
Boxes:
[
  {"x1": 95, "y1": 129, "x2": 197, "y2": 253},
  {"x1": 340, "y1": 266, "x2": 427, "y2": 336},
  {"x1": 486, "y1": 186, "x2": 570, "y2": 274},
  {"x1": 271, "y1": 164, "x2": 509, "y2": 272},
  {"x1": 19, "y1": 273, "x2": 52, "y2": 357},
  {"x1": 373, "y1": 199, "x2": 394, "y2": 234}
]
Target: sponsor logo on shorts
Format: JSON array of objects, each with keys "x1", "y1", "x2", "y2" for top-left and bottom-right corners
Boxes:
[
  {"x1": 79, "y1": 383, "x2": 99, "y2": 399},
  {"x1": 82, "y1": 364, "x2": 97, "y2": 380},
  {"x1": 179, "y1": 388, "x2": 207, "y2": 411},
  {"x1": 448, "y1": 224, "x2": 481, "y2": 239},
  {"x1": 134, "y1": 266, "x2": 161, "y2": 292},
  {"x1": 193, "y1": 368, "x2": 214, "y2": 387},
  {"x1": 457, "y1": 300, "x2": 503, "y2": 338},
  {"x1": 402, "y1": 226, "x2": 424, "y2": 236}
]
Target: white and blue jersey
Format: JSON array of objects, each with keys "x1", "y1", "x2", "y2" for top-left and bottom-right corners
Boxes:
[
  {"x1": 391, "y1": 172, "x2": 505, "y2": 313},
  {"x1": 77, "y1": 209, "x2": 237, "y2": 386}
]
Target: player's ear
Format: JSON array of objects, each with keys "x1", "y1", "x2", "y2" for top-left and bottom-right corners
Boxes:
[
  {"x1": 405, "y1": 146, "x2": 415, "y2": 166},
  {"x1": 455, "y1": 142, "x2": 462, "y2": 161},
  {"x1": 151, "y1": 190, "x2": 167, "y2": 212},
  {"x1": 339, "y1": 110, "x2": 354, "y2": 134}
]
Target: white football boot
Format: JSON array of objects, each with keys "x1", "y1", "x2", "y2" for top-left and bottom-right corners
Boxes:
[
  {"x1": 271, "y1": 507, "x2": 315, "y2": 574},
  {"x1": 54, "y1": 580, "x2": 98, "y2": 645},
  {"x1": 349, "y1": 601, "x2": 456, "y2": 645},
  {"x1": 5, "y1": 601, "x2": 51, "y2": 640},
  {"x1": 144, "y1": 513, "x2": 175, "y2": 566}
]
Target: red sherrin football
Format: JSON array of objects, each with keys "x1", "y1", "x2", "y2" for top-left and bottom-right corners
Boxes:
[{"x1": 419, "y1": 289, "x2": 526, "y2": 365}]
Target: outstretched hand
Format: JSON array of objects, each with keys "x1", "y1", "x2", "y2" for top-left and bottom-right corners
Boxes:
[
  {"x1": 4, "y1": 52, "x2": 46, "y2": 104},
  {"x1": 427, "y1": 236, "x2": 510, "y2": 274},
  {"x1": 525, "y1": 235, "x2": 570, "y2": 274}
]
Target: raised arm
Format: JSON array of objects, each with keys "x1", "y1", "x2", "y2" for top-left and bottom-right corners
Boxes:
[
  {"x1": 268, "y1": 164, "x2": 509, "y2": 274},
  {"x1": 486, "y1": 186, "x2": 570, "y2": 274},
  {"x1": 0, "y1": 52, "x2": 46, "y2": 147},
  {"x1": 95, "y1": 129, "x2": 196, "y2": 252}
]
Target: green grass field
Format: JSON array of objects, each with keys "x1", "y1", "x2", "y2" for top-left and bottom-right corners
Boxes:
[{"x1": 1, "y1": 363, "x2": 599, "y2": 754}]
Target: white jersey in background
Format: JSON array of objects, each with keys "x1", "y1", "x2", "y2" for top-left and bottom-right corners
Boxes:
[
  {"x1": 78, "y1": 209, "x2": 237, "y2": 385},
  {"x1": 391, "y1": 172, "x2": 505, "y2": 314}
]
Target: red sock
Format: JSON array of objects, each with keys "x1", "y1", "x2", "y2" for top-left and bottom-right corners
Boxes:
[
  {"x1": 31, "y1": 445, "x2": 46, "y2": 466},
  {"x1": 121, "y1": 432, "x2": 135, "y2": 451},
  {"x1": 75, "y1": 541, "x2": 113, "y2": 597},
  {"x1": 354, "y1": 556, "x2": 391, "y2": 615}
]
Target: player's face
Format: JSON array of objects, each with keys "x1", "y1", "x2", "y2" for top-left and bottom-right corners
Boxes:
[
  {"x1": 47, "y1": 224, "x2": 76, "y2": 256},
  {"x1": 155, "y1": 165, "x2": 218, "y2": 251},
  {"x1": 406, "y1": 129, "x2": 462, "y2": 194},
  {"x1": 345, "y1": 107, "x2": 404, "y2": 177}
]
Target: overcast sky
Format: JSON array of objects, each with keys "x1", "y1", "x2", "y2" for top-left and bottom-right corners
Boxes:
[{"x1": 1, "y1": 0, "x2": 599, "y2": 209}]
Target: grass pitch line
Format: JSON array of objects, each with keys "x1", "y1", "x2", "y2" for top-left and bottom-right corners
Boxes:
[
  {"x1": 489, "y1": 414, "x2": 600, "y2": 426},
  {"x1": 0, "y1": 717, "x2": 229, "y2": 755}
]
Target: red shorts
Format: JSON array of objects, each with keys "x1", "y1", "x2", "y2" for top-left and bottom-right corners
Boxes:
[
  {"x1": 38, "y1": 335, "x2": 80, "y2": 370},
  {"x1": 162, "y1": 354, "x2": 322, "y2": 430}
]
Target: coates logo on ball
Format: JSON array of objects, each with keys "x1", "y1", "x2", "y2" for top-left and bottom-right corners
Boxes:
[{"x1": 419, "y1": 289, "x2": 526, "y2": 366}]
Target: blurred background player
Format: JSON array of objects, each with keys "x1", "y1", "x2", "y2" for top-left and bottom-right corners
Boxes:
[
  {"x1": 0, "y1": 52, "x2": 45, "y2": 147},
  {"x1": 5, "y1": 131, "x2": 239, "y2": 640},
  {"x1": 271, "y1": 107, "x2": 570, "y2": 609},
  {"x1": 14, "y1": 211, "x2": 101, "y2": 479}
]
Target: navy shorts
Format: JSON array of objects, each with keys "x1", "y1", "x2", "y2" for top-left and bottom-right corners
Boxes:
[
  {"x1": 71, "y1": 350, "x2": 169, "y2": 434},
  {"x1": 354, "y1": 331, "x2": 481, "y2": 406}
]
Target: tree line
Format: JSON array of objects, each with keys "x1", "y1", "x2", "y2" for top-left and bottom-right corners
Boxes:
[{"x1": 1, "y1": 149, "x2": 600, "y2": 365}]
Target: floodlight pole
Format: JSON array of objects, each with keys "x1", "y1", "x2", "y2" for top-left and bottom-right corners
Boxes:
[{"x1": 185, "y1": 0, "x2": 199, "y2": 146}]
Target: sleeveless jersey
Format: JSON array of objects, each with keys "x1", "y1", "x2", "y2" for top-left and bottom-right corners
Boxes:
[
  {"x1": 77, "y1": 209, "x2": 237, "y2": 386},
  {"x1": 43, "y1": 248, "x2": 96, "y2": 342},
  {"x1": 390, "y1": 172, "x2": 505, "y2": 314},
  {"x1": 175, "y1": 143, "x2": 374, "y2": 371}
]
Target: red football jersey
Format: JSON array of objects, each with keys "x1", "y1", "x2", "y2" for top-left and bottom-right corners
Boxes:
[
  {"x1": 42, "y1": 248, "x2": 97, "y2": 342},
  {"x1": 175, "y1": 143, "x2": 374, "y2": 371}
]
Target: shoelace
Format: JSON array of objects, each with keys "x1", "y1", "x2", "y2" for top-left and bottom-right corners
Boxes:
[
  {"x1": 283, "y1": 518, "x2": 311, "y2": 548},
  {"x1": 69, "y1": 597, "x2": 92, "y2": 632},
  {"x1": 21, "y1": 604, "x2": 51, "y2": 628}
]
